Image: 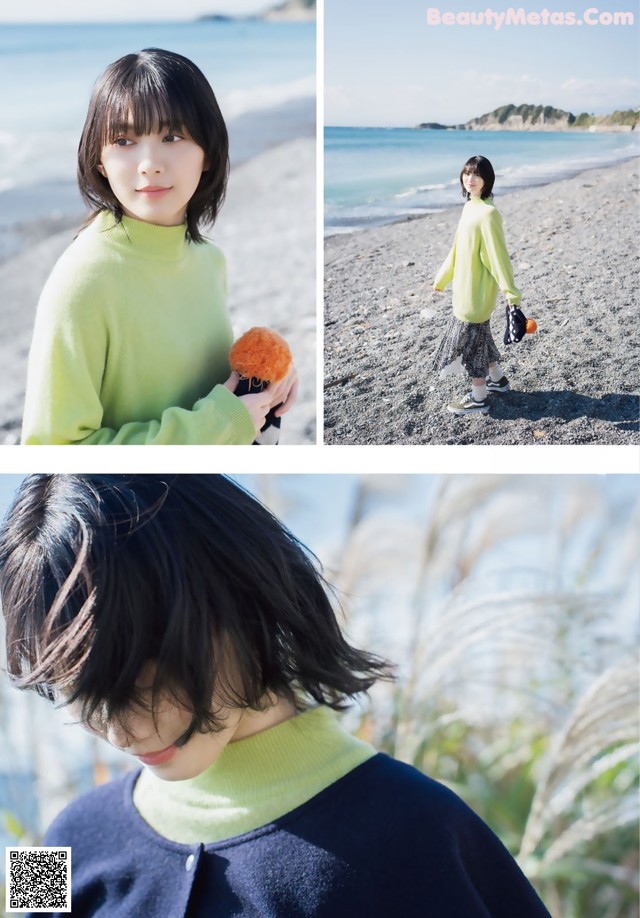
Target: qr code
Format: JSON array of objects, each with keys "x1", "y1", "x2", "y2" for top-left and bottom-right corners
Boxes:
[{"x1": 5, "y1": 847, "x2": 71, "y2": 913}]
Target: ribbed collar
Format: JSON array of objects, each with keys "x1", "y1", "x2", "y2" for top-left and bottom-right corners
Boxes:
[
  {"x1": 93, "y1": 209, "x2": 190, "y2": 262},
  {"x1": 133, "y1": 706, "x2": 376, "y2": 844}
]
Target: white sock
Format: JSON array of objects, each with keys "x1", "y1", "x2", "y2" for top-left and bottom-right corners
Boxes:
[
  {"x1": 489, "y1": 363, "x2": 503, "y2": 382},
  {"x1": 472, "y1": 383, "x2": 487, "y2": 403}
]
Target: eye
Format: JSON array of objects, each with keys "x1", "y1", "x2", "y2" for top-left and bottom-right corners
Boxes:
[
  {"x1": 164, "y1": 134, "x2": 184, "y2": 143},
  {"x1": 113, "y1": 137, "x2": 133, "y2": 147},
  {"x1": 174, "y1": 723, "x2": 197, "y2": 748}
]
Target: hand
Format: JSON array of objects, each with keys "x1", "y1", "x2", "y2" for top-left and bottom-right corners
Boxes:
[
  {"x1": 237, "y1": 390, "x2": 273, "y2": 435},
  {"x1": 222, "y1": 371, "x2": 271, "y2": 435},
  {"x1": 266, "y1": 364, "x2": 299, "y2": 418}
]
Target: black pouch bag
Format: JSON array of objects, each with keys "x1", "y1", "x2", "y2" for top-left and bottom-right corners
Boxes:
[{"x1": 504, "y1": 305, "x2": 527, "y2": 345}]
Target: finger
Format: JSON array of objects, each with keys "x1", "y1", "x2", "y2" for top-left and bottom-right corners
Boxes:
[
  {"x1": 264, "y1": 379, "x2": 286, "y2": 409},
  {"x1": 251, "y1": 391, "x2": 272, "y2": 411},
  {"x1": 274, "y1": 375, "x2": 299, "y2": 417},
  {"x1": 265, "y1": 364, "x2": 297, "y2": 410},
  {"x1": 223, "y1": 370, "x2": 240, "y2": 392}
]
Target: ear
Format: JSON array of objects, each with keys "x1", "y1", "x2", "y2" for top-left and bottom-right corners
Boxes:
[{"x1": 97, "y1": 164, "x2": 106, "y2": 177}]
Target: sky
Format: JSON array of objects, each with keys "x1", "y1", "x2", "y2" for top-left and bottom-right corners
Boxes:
[
  {"x1": 325, "y1": 0, "x2": 640, "y2": 126},
  {"x1": 0, "y1": 0, "x2": 270, "y2": 21}
]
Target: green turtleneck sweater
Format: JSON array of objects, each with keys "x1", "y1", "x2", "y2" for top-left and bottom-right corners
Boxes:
[
  {"x1": 22, "y1": 211, "x2": 256, "y2": 445},
  {"x1": 434, "y1": 196, "x2": 522, "y2": 323},
  {"x1": 133, "y1": 706, "x2": 376, "y2": 844}
]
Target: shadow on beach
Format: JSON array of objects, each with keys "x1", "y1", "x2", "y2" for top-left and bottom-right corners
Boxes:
[{"x1": 490, "y1": 390, "x2": 640, "y2": 431}]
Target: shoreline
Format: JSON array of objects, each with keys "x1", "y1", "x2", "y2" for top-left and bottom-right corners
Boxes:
[
  {"x1": 324, "y1": 156, "x2": 640, "y2": 446},
  {"x1": 325, "y1": 148, "x2": 640, "y2": 238},
  {"x1": 0, "y1": 95, "x2": 315, "y2": 265}
]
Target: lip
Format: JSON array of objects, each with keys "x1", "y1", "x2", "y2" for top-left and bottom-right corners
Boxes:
[
  {"x1": 136, "y1": 186, "x2": 172, "y2": 196},
  {"x1": 134, "y1": 744, "x2": 178, "y2": 766}
]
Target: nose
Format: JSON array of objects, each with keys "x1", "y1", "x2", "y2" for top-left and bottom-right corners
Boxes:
[
  {"x1": 138, "y1": 159, "x2": 163, "y2": 176},
  {"x1": 137, "y1": 141, "x2": 164, "y2": 176}
]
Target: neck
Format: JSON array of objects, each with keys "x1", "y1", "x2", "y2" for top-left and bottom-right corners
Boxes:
[{"x1": 231, "y1": 693, "x2": 297, "y2": 742}]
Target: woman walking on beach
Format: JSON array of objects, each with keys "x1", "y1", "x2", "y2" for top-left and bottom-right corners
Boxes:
[
  {"x1": 21, "y1": 48, "x2": 297, "y2": 445},
  {"x1": 433, "y1": 155, "x2": 521, "y2": 416}
]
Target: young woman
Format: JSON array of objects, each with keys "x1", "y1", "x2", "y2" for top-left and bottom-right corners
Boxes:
[
  {"x1": 0, "y1": 474, "x2": 551, "y2": 917},
  {"x1": 433, "y1": 155, "x2": 521, "y2": 416},
  {"x1": 21, "y1": 49, "x2": 297, "y2": 444}
]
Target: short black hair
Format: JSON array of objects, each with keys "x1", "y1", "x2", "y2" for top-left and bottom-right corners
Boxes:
[
  {"x1": 77, "y1": 48, "x2": 229, "y2": 242},
  {"x1": 0, "y1": 475, "x2": 392, "y2": 739},
  {"x1": 460, "y1": 155, "x2": 495, "y2": 200}
]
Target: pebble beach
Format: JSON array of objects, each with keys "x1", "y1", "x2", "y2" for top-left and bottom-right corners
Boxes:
[{"x1": 324, "y1": 157, "x2": 640, "y2": 446}]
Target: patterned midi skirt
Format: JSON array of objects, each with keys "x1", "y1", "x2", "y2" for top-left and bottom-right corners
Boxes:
[{"x1": 433, "y1": 315, "x2": 501, "y2": 379}]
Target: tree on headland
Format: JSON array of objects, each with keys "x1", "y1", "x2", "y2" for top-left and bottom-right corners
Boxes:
[
  {"x1": 199, "y1": 0, "x2": 315, "y2": 21},
  {"x1": 416, "y1": 103, "x2": 638, "y2": 131},
  {"x1": 262, "y1": 0, "x2": 315, "y2": 18}
]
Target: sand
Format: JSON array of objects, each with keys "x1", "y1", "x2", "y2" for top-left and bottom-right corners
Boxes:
[
  {"x1": 324, "y1": 157, "x2": 640, "y2": 446},
  {"x1": 0, "y1": 134, "x2": 315, "y2": 446},
  {"x1": 212, "y1": 135, "x2": 316, "y2": 446}
]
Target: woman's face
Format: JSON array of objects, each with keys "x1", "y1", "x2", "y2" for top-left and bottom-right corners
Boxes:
[
  {"x1": 67, "y1": 663, "x2": 295, "y2": 781},
  {"x1": 463, "y1": 169, "x2": 485, "y2": 197},
  {"x1": 97, "y1": 123, "x2": 206, "y2": 227}
]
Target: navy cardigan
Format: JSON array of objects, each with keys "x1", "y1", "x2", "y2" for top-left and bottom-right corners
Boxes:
[{"x1": 36, "y1": 753, "x2": 551, "y2": 917}]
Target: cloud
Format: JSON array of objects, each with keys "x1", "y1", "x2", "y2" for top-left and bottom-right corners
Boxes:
[
  {"x1": 557, "y1": 77, "x2": 639, "y2": 112},
  {"x1": 449, "y1": 70, "x2": 639, "y2": 118},
  {"x1": 325, "y1": 82, "x2": 467, "y2": 126},
  {"x1": 326, "y1": 70, "x2": 640, "y2": 127}
]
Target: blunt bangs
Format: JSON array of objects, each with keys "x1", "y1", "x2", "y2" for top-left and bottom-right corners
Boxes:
[
  {"x1": 0, "y1": 475, "x2": 393, "y2": 738},
  {"x1": 77, "y1": 48, "x2": 229, "y2": 242},
  {"x1": 100, "y1": 60, "x2": 204, "y2": 149}
]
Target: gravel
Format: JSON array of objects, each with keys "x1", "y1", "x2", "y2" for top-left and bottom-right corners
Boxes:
[{"x1": 324, "y1": 158, "x2": 640, "y2": 446}]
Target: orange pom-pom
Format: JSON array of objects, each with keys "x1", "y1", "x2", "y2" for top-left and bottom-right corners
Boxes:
[
  {"x1": 229, "y1": 327, "x2": 292, "y2": 383},
  {"x1": 526, "y1": 318, "x2": 537, "y2": 334}
]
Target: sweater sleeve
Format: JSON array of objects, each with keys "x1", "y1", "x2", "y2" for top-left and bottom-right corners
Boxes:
[
  {"x1": 74, "y1": 387, "x2": 256, "y2": 446},
  {"x1": 23, "y1": 354, "x2": 256, "y2": 445},
  {"x1": 479, "y1": 209, "x2": 522, "y2": 305},
  {"x1": 21, "y1": 277, "x2": 256, "y2": 446},
  {"x1": 433, "y1": 232, "x2": 457, "y2": 289}
]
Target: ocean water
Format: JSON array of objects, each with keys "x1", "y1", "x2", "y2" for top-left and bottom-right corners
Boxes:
[
  {"x1": 0, "y1": 21, "x2": 315, "y2": 212},
  {"x1": 325, "y1": 127, "x2": 640, "y2": 233}
]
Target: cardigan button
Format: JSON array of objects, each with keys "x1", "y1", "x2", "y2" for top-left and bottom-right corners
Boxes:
[{"x1": 185, "y1": 854, "x2": 195, "y2": 872}]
